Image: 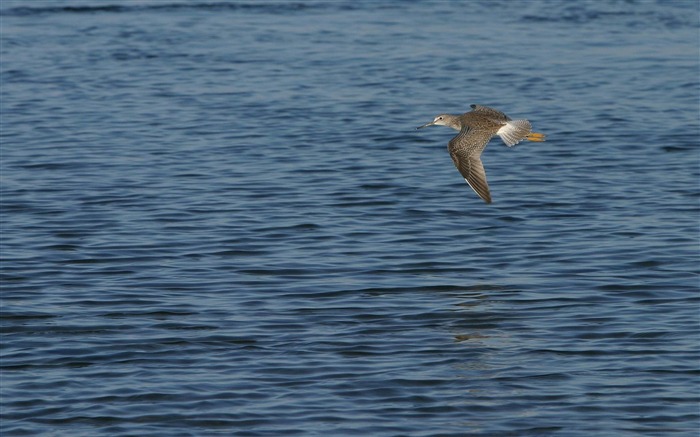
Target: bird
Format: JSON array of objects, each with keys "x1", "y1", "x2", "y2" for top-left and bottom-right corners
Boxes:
[{"x1": 417, "y1": 104, "x2": 545, "y2": 203}]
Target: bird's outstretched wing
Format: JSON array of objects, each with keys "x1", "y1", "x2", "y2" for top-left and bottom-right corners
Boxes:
[
  {"x1": 469, "y1": 104, "x2": 511, "y2": 122},
  {"x1": 448, "y1": 127, "x2": 494, "y2": 203}
]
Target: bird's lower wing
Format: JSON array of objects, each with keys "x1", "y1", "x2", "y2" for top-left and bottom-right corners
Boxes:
[
  {"x1": 448, "y1": 128, "x2": 493, "y2": 203},
  {"x1": 449, "y1": 151, "x2": 492, "y2": 204}
]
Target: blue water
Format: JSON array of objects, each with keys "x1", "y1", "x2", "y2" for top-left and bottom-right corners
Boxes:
[{"x1": 2, "y1": 1, "x2": 699, "y2": 436}]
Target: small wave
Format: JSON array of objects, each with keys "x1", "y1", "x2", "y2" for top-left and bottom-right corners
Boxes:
[
  {"x1": 2, "y1": 2, "x2": 314, "y2": 17},
  {"x1": 522, "y1": 5, "x2": 695, "y2": 29}
]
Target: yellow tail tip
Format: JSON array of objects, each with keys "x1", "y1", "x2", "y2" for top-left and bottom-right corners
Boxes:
[{"x1": 527, "y1": 132, "x2": 546, "y2": 142}]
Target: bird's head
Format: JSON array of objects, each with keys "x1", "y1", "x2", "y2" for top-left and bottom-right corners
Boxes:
[{"x1": 417, "y1": 114, "x2": 459, "y2": 130}]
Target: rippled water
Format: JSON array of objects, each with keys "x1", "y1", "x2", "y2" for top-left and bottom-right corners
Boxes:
[{"x1": 2, "y1": 1, "x2": 699, "y2": 436}]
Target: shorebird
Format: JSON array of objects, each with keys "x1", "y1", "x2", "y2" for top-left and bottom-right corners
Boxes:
[{"x1": 417, "y1": 104, "x2": 545, "y2": 203}]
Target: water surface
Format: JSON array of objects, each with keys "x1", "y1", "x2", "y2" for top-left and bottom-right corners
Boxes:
[{"x1": 2, "y1": 1, "x2": 699, "y2": 436}]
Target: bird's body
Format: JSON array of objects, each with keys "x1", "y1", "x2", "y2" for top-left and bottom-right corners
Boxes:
[{"x1": 417, "y1": 104, "x2": 545, "y2": 203}]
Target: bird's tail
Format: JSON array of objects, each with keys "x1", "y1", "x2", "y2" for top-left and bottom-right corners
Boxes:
[
  {"x1": 498, "y1": 120, "x2": 532, "y2": 147},
  {"x1": 526, "y1": 132, "x2": 546, "y2": 142},
  {"x1": 498, "y1": 120, "x2": 547, "y2": 146}
]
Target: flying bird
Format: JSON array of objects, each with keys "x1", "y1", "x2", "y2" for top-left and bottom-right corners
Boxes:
[{"x1": 417, "y1": 104, "x2": 546, "y2": 203}]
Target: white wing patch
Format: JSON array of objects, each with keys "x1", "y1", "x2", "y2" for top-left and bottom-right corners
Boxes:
[
  {"x1": 464, "y1": 178, "x2": 480, "y2": 197},
  {"x1": 497, "y1": 119, "x2": 532, "y2": 147}
]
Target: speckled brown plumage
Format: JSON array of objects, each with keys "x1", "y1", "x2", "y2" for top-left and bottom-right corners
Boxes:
[{"x1": 417, "y1": 104, "x2": 545, "y2": 203}]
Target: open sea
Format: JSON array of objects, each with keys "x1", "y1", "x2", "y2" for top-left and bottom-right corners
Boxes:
[{"x1": 1, "y1": 1, "x2": 699, "y2": 436}]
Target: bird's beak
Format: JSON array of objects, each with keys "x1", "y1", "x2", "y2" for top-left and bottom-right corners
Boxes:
[{"x1": 416, "y1": 121, "x2": 434, "y2": 130}]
